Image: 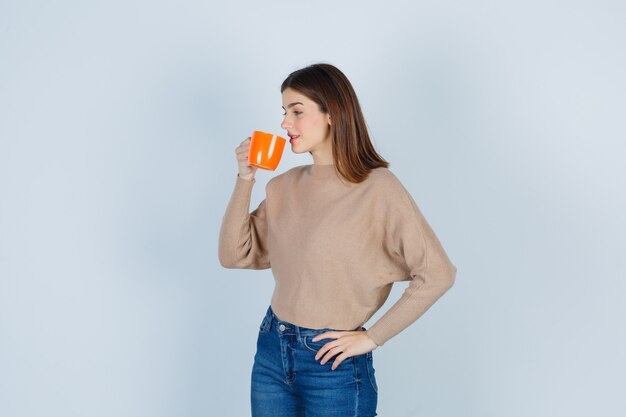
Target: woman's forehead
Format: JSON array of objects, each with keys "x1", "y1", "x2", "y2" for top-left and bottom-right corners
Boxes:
[{"x1": 282, "y1": 88, "x2": 308, "y2": 102}]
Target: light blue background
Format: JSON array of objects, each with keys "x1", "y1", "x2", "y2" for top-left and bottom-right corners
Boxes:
[{"x1": 1, "y1": 1, "x2": 625, "y2": 416}]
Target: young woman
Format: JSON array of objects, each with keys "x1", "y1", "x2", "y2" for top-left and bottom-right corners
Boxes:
[{"x1": 219, "y1": 63, "x2": 457, "y2": 417}]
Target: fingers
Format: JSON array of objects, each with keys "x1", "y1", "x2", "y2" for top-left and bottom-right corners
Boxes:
[
  {"x1": 235, "y1": 137, "x2": 252, "y2": 161},
  {"x1": 318, "y1": 344, "x2": 352, "y2": 371},
  {"x1": 235, "y1": 136, "x2": 251, "y2": 148},
  {"x1": 313, "y1": 331, "x2": 348, "y2": 361},
  {"x1": 311, "y1": 331, "x2": 340, "y2": 343},
  {"x1": 314, "y1": 331, "x2": 375, "y2": 370},
  {"x1": 237, "y1": 137, "x2": 251, "y2": 148},
  {"x1": 331, "y1": 352, "x2": 350, "y2": 371},
  {"x1": 318, "y1": 344, "x2": 344, "y2": 364}
]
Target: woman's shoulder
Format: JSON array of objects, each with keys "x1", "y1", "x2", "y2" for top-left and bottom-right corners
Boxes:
[
  {"x1": 366, "y1": 166, "x2": 417, "y2": 205},
  {"x1": 367, "y1": 166, "x2": 404, "y2": 187}
]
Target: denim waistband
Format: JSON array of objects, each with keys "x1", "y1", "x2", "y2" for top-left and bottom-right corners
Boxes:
[{"x1": 261, "y1": 305, "x2": 366, "y2": 336}]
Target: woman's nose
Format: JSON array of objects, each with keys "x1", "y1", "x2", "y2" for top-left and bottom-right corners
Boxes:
[{"x1": 281, "y1": 118, "x2": 291, "y2": 130}]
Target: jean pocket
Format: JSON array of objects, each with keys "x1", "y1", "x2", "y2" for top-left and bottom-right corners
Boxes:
[
  {"x1": 365, "y1": 351, "x2": 378, "y2": 394},
  {"x1": 302, "y1": 334, "x2": 326, "y2": 352}
]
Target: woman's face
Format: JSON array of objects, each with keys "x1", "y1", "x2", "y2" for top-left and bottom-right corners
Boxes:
[{"x1": 281, "y1": 87, "x2": 332, "y2": 159}]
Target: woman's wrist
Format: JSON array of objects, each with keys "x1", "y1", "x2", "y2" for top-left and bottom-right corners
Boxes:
[{"x1": 238, "y1": 173, "x2": 255, "y2": 181}]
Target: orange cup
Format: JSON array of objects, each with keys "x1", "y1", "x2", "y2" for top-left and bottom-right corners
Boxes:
[{"x1": 248, "y1": 130, "x2": 286, "y2": 170}]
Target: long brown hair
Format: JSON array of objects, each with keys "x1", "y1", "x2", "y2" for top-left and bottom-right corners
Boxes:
[{"x1": 281, "y1": 63, "x2": 389, "y2": 184}]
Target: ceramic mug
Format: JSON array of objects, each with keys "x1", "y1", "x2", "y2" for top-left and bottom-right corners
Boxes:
[{"x1": 248, "y1": 130, "x2": 286, "y2": 170}]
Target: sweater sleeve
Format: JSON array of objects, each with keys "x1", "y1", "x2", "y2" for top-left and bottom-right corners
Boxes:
[
  {"x1": 218, "y1": 174, "x2": 271, "y2": 270},
  {"x1": 365, "y1": 177, "x2": 457, "y2": 347}
]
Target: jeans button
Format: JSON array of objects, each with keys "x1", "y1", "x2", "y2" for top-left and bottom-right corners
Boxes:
[{"x1": 278, "y1": 324, "x2": 286, "y2": 331}]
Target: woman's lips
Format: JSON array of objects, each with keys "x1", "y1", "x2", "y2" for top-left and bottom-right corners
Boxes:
[{"x1": 289, "y1": 135, "x2": 300, "y2": 143}]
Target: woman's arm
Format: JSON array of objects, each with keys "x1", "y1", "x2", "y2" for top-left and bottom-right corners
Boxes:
[
  {"x1": 218, "y1": 174, "x2": 271, "y2": 269},
  {"x1": 366, "y1": 176, "x2": 457, "y2": 346}
]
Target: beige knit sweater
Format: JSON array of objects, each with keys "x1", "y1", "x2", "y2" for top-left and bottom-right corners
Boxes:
[{"x1": 218, "y1": 163, "x2": 457, "y2": 346}]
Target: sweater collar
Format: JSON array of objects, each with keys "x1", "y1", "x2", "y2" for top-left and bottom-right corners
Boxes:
[{"x1": 306, "y1": 163, "x2": 339, "y2": 179}]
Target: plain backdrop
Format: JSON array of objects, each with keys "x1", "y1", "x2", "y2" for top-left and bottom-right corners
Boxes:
[{"x1": 1, "y1": 1, "x2": 625, "y2": 416}]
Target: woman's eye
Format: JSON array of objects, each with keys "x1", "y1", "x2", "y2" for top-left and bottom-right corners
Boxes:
[{"x1": 294, "y1": 111, "x2": 302, "y2": 115}]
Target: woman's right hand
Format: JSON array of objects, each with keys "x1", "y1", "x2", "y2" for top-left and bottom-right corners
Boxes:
[{"x1": 235, "y1": 137, "x2": 258, "y2": 181}]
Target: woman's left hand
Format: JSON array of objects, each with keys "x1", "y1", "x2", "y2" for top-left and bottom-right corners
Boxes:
[{"x1": 312, "y1": 330, "x2": 379, "y2": 371}]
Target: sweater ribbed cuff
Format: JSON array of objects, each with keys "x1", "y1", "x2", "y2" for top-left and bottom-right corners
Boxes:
[{"x1": 365, "y1": 329, "x2": 386, "y2": 347}]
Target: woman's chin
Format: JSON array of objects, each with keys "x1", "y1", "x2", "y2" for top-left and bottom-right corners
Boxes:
[{"x1": 290, "y1": 147, "x2": 309, "y2": 155}]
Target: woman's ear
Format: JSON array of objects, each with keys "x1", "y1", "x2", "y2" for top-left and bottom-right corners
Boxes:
[{"x1": 327, "y1": 114, "x2": 331, "y2": 126}]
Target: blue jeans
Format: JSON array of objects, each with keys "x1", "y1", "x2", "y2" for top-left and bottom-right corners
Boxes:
[{"x1": 250, "y1": 305, "x2": 379, "y2": 416}]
